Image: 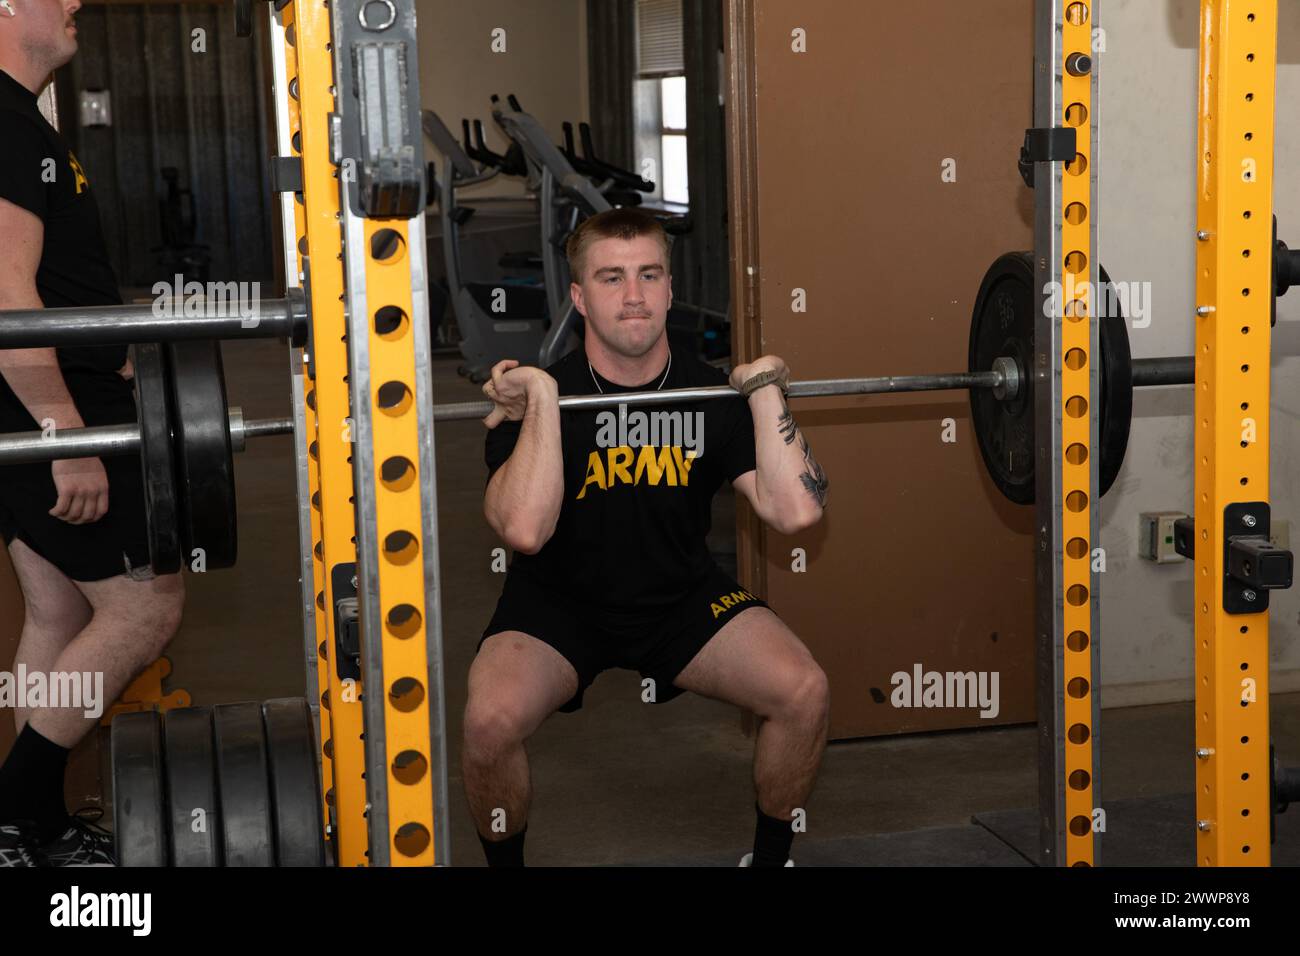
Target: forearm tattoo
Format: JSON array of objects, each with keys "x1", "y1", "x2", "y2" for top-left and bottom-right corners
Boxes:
[{"x1": 776, "y1": 398, "x2": 829, "y2": 507}]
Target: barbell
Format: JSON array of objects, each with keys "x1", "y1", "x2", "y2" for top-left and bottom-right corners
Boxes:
[
  {"x1": 0, "y1": 247, "x2": 1286, "y2": 572},
  {"x1": 0, "y1": 290, "x2": 308, "y2": 348}
]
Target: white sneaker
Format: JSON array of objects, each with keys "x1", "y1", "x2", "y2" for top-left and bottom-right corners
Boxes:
[{"x1": 738, "y1": 852, "x2": 794, "y2": 867}]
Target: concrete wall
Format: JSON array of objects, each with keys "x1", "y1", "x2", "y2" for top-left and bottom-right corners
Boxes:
[
  {"x1": 417, "y1": 0, "x2": 588, "y2": 198},
  {"x1": 1099, "y1": 0, "x2": 1300, "y2": 705}
]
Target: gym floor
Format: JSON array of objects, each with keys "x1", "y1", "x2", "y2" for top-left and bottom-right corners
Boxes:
[{"x1": 144, "y1": 337, "x2": 1300, "y2": 866}]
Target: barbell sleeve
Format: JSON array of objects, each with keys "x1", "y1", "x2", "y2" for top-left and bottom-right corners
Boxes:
[
  {"x1": 1131, "y1": 356, "x2": 1194, "y2": 388},
  {"x1": 0, "y1": 288, "x2": 308, "y2": 348},
  {"x1": 241, "y1": 417, "x2": 295, "y2": 439},
  {"x1": 0, "y1": 409, "x2": 295, "y2": 466}
]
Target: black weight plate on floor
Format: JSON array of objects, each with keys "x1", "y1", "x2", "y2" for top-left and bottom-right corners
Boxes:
[
  {"x1": 213, "y1": 702, "x2": 275, "y2": 866},
  {"x1": 970, "y1": 253, "x2": 1133, "y2": 504},
  {"x1": 132, "y1": 344, "x2": 181, "y2": 574},
  {"x1": 1097, "y1": 265, "x2": 1133, "y2": 499},
  {"x1": 262, "y1": 698, "x2": 327, "y2": 866},
  {"x1": 110, "y1": 710, "x2": 168, "y2": 866},
  {"x1": 167, "y1": 341, "x2": 237, "y2": 570},
  {"x1": 162, "y1": 706, "x2": 221, "y2": 866},
  {"x1": 969, "y1": 252, "x2": 1037, "y2": 504}
]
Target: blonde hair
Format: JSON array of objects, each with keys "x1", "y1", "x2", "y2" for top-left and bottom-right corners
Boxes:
[{"x1": 565, "y1": 207, "x2": 670, "y2": 284}]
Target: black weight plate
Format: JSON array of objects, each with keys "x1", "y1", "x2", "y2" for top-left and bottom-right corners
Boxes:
[
  {"x1": 1097, "y1": 265, "x2": 1133, "y2": 498},
  {"x1": 969, "y1": 253, "x2": 1133, "y2": 504},
  {"x1": 162, "y1": 707, "x2": 222, "y2": 866},
  {"x1": 110, "y1": 710, "x2": 168, "y2": 866},
  {"x1": 213, "y1": 702, "x2": 275, "y2": 866},
  {"x1": 167, "y1": 341, "x2": 237, "y2": 570},
  {"x1": 262, "y1": 698, "x2": 327, "y2": 866},
  {"x1": 969, "y1": 252, "x2": 1037, "y2": 504},
  {"x1": 132, "y1": 344, "x2": 181, "y2": 574}
]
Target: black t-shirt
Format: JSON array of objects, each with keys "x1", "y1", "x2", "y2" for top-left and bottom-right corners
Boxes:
[
  {"x1": 0, "y1": 69, "x2": 125, "y2": 394},
  {"x1": 485, "y1": 343, "x2": 757, "y2": 609}
]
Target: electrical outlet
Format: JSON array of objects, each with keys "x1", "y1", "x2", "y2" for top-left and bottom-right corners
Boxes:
[{"x1": 1139, "y1": 511, "x2": 1188, "y2": 564}]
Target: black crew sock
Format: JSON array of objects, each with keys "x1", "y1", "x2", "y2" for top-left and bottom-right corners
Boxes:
[
  {"x1": 478, "y1": 825, "x2": 527, "y2": 867},
  {"x1": 0, "y1": 724, "x2": 71, "y2": 841},
  {"x1": 751, "y1": 802, "x2": 795, "y2": 867}
]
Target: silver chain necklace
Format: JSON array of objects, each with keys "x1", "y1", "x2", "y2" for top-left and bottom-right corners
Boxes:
[{"x1": 589, "y1": 351, "x2": 672, "y2": 394}]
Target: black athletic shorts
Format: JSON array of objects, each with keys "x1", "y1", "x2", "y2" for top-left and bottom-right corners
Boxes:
[
  {"x1": 0, "y1": 370, "x2": 153, "y2": 582},
  {"x1": 478, "y1": 564, "x2": 770, "y2": 713}
]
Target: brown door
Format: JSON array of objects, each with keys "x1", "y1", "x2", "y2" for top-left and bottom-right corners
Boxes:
[{"x1": 725, "y1": 0, "x2": 1038, "y2": 738}]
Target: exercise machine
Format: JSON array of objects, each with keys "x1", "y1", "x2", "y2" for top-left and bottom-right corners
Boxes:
[{"x1": 423, "y1": 109, "x2": 549, "y2": 382}]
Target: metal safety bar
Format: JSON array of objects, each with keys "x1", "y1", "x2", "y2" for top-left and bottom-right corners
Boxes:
[{"x1": 0, "y1": 288, "x2": 309, "y2": 348}]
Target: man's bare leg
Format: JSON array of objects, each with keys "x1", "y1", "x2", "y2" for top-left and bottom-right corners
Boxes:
[
  {"x1": 462, "y1": 631, "x2": 577, "y2": 864},
  {"x1": 0, "y1": 540, "x2": 184, "y2": 840},
  {"x1": 673, "y1": 607, "x2": 830, "y2": 864},
  {"x1": 7, "y1": 540, "x2": 92, "y2": 734}
]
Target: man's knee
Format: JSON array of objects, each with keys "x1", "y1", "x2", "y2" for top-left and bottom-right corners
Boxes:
[
  {"x1": 463, "y1": 693, "x2": 533, "y2": 764},
  {"x1": 151, "y1": 577, "x2": 186, "y2": 645},
  {"x1": 773, "y1": 659, "x2": 830, "y2": 727}
]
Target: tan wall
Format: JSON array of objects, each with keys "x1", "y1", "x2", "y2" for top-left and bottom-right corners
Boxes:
[
  {"x1": 1093, "y1": 0, "x2": 1300, "y2": 705},
  {"x1": 417, "y1": 0, "x2": 588, "y2": 198},
  {"x1": 727, "y1": 0, "x2": 1037, "y2": 739}
]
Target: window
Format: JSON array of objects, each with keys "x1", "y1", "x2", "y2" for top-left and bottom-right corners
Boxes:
[{"x1": 634, "y1": 0, "x2": 688, "y2": 206}]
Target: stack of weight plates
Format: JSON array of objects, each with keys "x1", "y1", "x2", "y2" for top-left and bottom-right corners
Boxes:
[{"x1": 110, "y1": 697, "x2": 327, "y2": 867}]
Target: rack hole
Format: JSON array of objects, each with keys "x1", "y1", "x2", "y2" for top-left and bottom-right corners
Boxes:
[
  {"x1": 375, "y1": 305, "x2": 408, "y2": 338},
  {"x1": 383, "y1": 529, "x2": 419, "y2": 565},
  {"x1": 387, "y1": 603, "x2": 423, "y2": 639},
  {"x1": 380, "y1": 456, "x2": 416, "y2": 492},
  {"x1": 392, "y1": 750, "x2": 428, "y2": 786},
  {"x1": 371, "y1": 228, "x2": 405, "y2": 262},
  {"x1": 377, "y1": 381, "x2": 413, "y2": 416},
  {"x1": 394, "y1": 823, "x2": 430, "y2": 858},
  {"x1": 390, "y1": 677, "x2": 425, "y2": 713}
]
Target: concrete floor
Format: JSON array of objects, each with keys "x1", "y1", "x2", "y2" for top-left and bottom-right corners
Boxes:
[{"x1": 156, "y1": 337, "x2": 1300, "y2": 866}]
